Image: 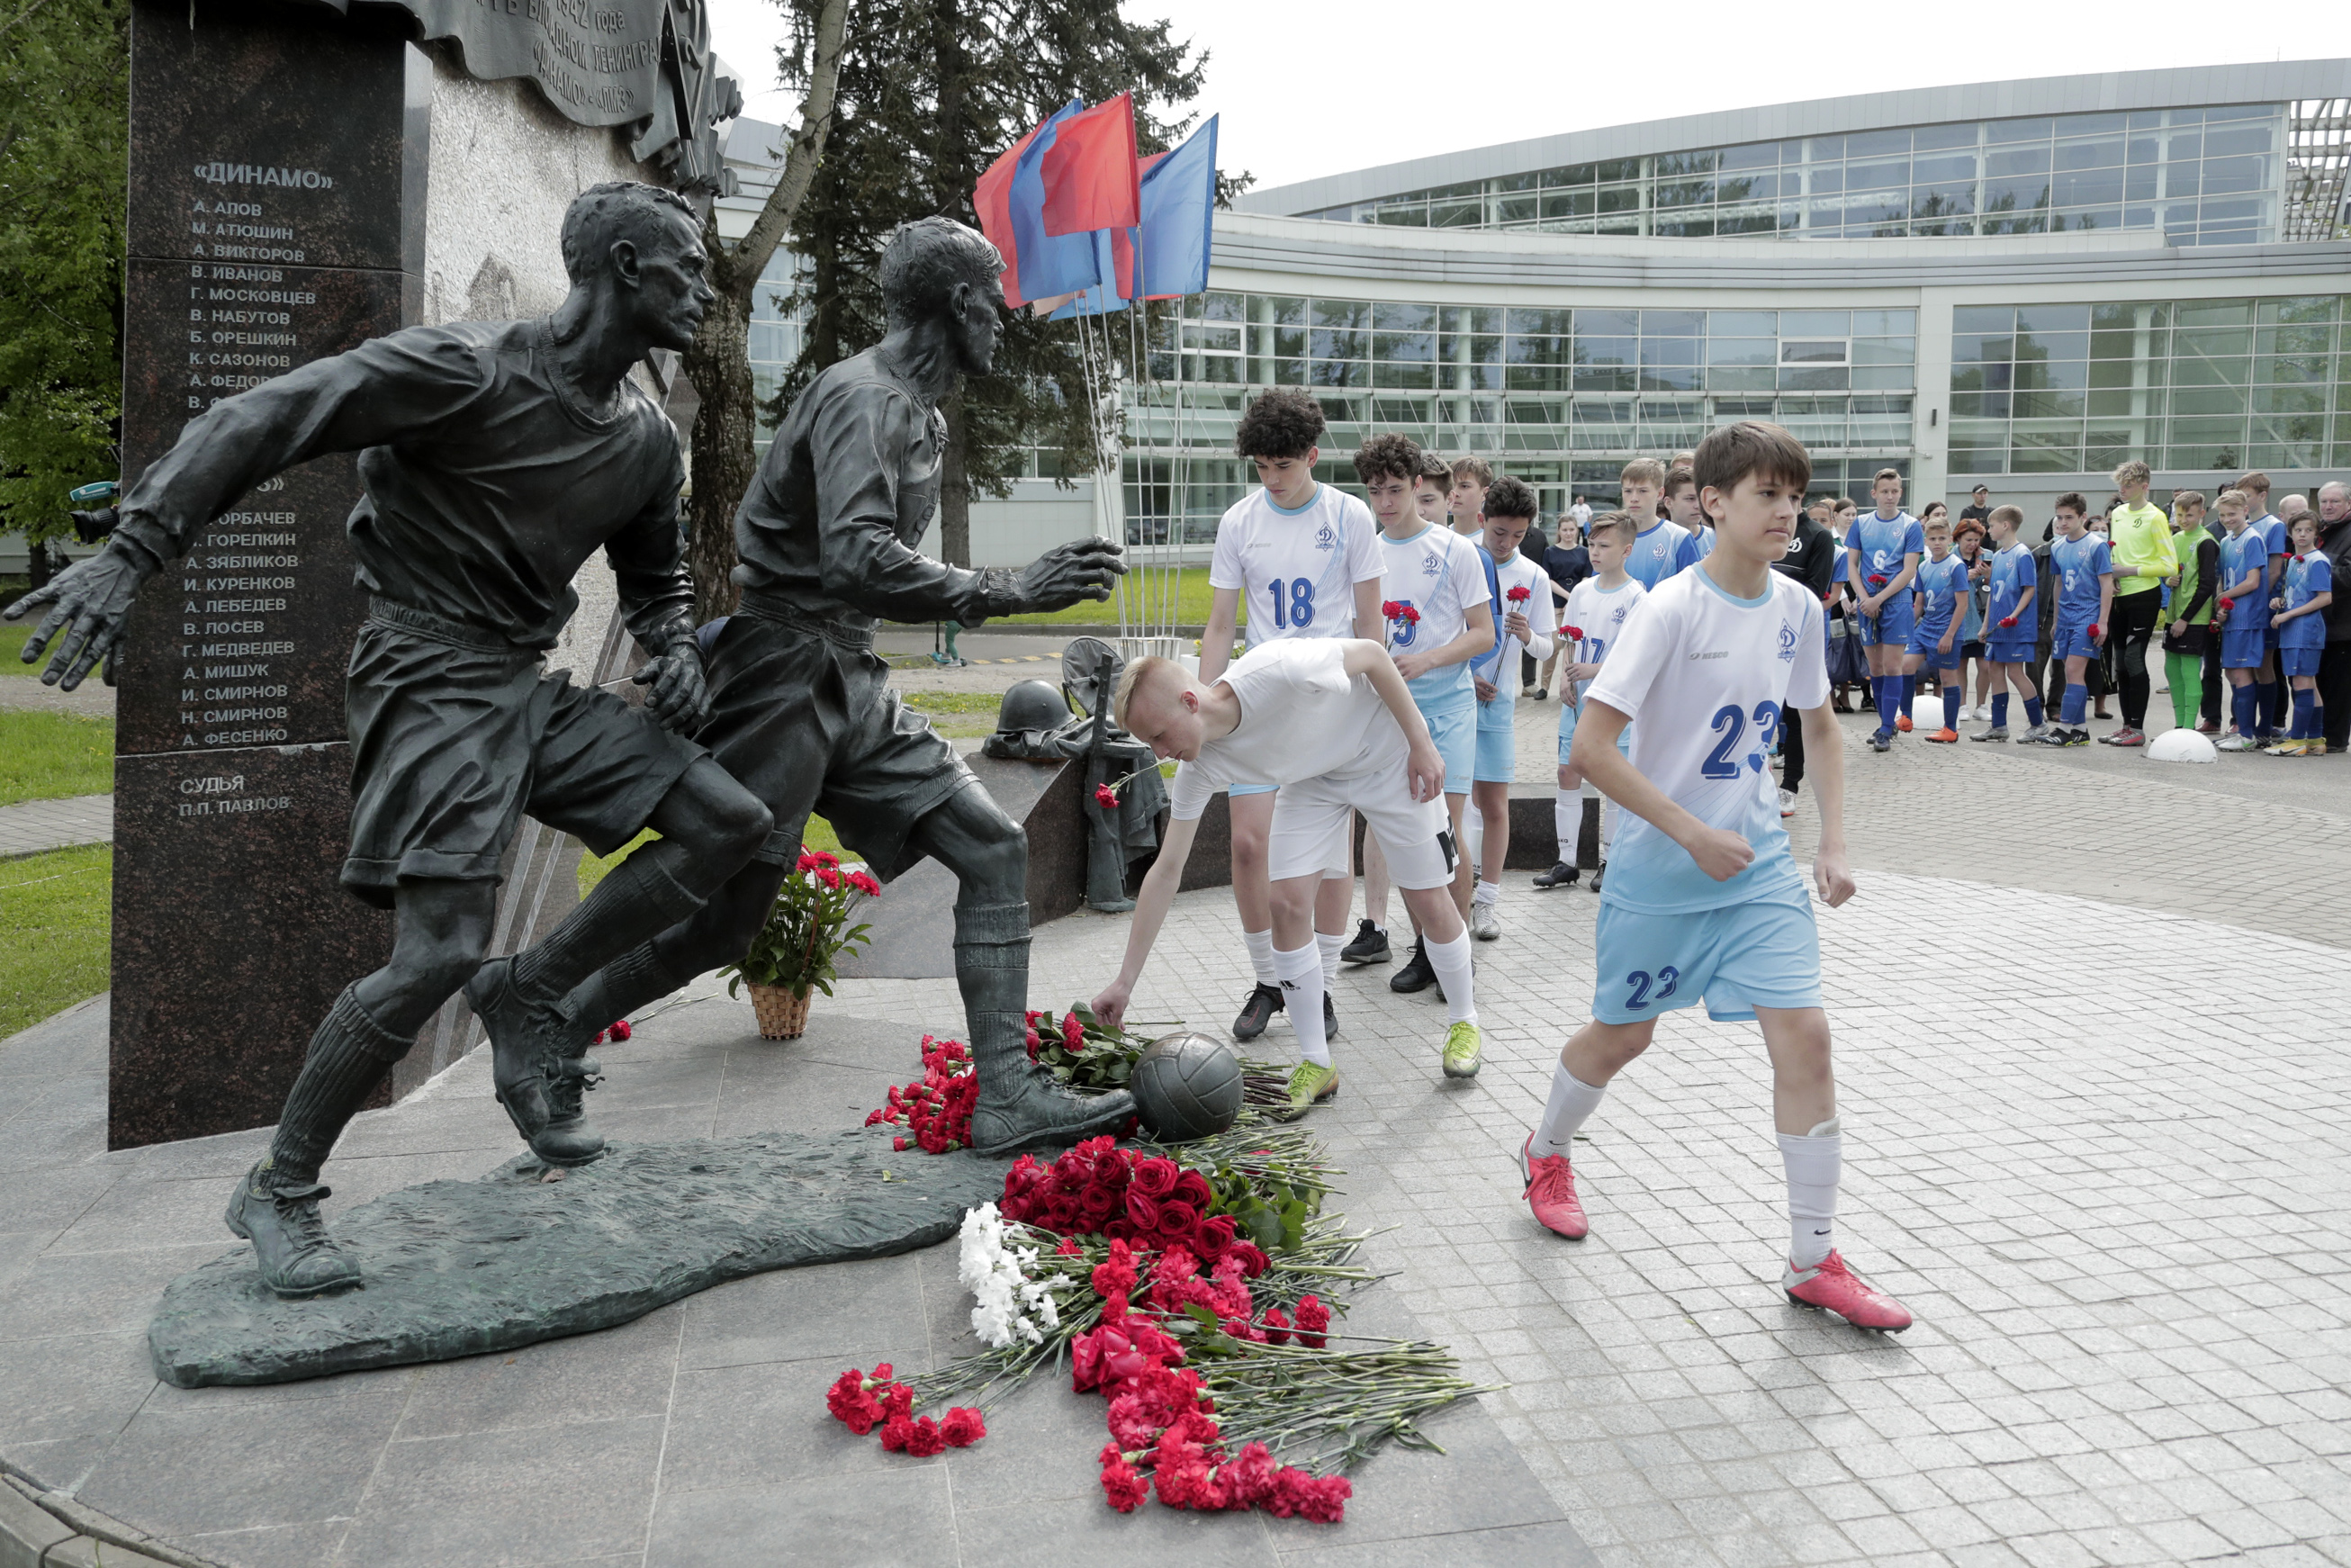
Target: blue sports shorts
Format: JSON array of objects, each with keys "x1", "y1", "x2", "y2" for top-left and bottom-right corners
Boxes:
[
  {"x1": 1986, "y1": 638, "x2": 2036, "y2": 665},
  {"x1": 1473, "y1": 697, "x2": 1516, "y2": 783},
  {"x1": 2220, "y1": 627, "x2": 2267, "y2": 670},
  {"x1": 2281, "y1": 646, "x2": 2321, "y2": 678},
  {"x1": 1592, "y1": 882, "x2": 1822, "y2": 1025},
  {"x1": 2051, "y1": 619, "x2": 2100, "y2": 661},
  {"x1": 1858, "y1": 598, "x2": 1914, "y2": 648},
  {"x1": 1905, "y1": 624, "x2": 1960, "y2": 669},
  {"x1": 1422, "y1": 694, "x2": 1476, "y2": 796}
]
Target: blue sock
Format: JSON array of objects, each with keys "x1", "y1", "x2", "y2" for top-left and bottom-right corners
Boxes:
[
  {"x1": 2234, "y1": 683, "x2": 2257, "y2": 737},
  {"x1": 1943, "y1": 685, "x2": 1961, "y2": 731},
  {"x1": 1901, "y1": 677, "x2": 1916, "y2": 724},
  {"x1": 2022, "y1": 694, "x2": 2044, "y2": 727},
  {"x1": 2293, "y1": 689, "x2": 2315, "y2": 738},
  {"x1": 2063, "y1": 683, "x2": 2086, "y2": 725},
  {"x1": 1872, "y1": 676, "x2": 1892, "y2": 731},
  {"x1": 1992, "y1": 693, "x2": 2011, "y2": 727}
]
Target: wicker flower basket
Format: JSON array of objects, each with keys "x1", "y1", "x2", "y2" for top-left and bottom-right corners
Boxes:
[{"x1": 749, "y1": 984, "x2": 811, "y2": 1041}]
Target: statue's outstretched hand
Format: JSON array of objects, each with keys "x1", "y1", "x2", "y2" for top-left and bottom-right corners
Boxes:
[
  {"x1": 1013, "y1": 536, "x2": 1126, "y2": 615},
  {"x1": 632, "y1": 640, "x2": 709, "y2": 733},
  {"x1": 2, "y1": 545, "x2": 158, "y2": 690}
]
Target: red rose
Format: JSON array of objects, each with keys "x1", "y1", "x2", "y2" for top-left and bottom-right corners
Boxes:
[
  {"x1": 1192, "y1": 1214, "x2": 1237, "y2": 1259},
  {"x1": 941, "y1": 1407, "x2": 986, "y2": 1447},
  {"x1": 1506, "y1": 584, "x2": 1530, "y2": 602},
  {"x1": 1124, "y1": 1191, "x2": 1164, "y2": 1233},
  {"x1": 1094, "y1": 784, "x2": 1119, "y2": 809},
  {"x1": 1225, "y1": 1241, "x2": 1269, "y2": 1279},
  {"x1": 1157, "y1": 1199, "x2": 1202, "y2": 1239},
  {"x1": 1173, "y1": 1169, "x2": 1212, "y2": 1209},
  {"x1": 1130, "y1": 1158, "x2": 1180, "y2": 1198}
]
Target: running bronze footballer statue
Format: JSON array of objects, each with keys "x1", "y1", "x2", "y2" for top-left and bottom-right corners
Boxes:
[
  {"x1": 7, "y1": 182, "x2": 775, "y2": 1296},
  {"x1": 551, "y1": 215, "x2": 1138, "y2": 1157}
]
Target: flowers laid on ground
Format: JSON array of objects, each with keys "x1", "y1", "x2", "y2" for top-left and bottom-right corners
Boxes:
[
  {"x1": 586, "y1": 1018, "x2": 632, "y2": 1044},
  {"x1": 865, "y1": 1034, "x2": 977, "y2": 1152},
  {"x1": 717, "y1": 849, "x2": 879, "y2": 1003},
  {"x1": 822, "y1": 1113, "x2": 1494, "y2": 1525}
]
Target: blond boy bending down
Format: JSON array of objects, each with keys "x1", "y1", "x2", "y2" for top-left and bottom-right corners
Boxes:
[{"x1": 1091, "y1": 641, "x2": 1483, "y2": 1118}]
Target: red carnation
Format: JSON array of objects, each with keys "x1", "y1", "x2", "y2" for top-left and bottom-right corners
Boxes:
[
  {"x1": 878, "y1": 1415, "x2": 913, "y2": 1452},
  {"x1": 941, "y1": 1407, "x2": 986, "y2": 1447},
  {"x1": 1997, "y1": 616, "x2": 2018, "y2": 628},
  {"x1": 1294, "y1": 1293, "x2": 1331, "y2": 1348},
  {"x1": 1868, "y1": 573, "x2": 1888, "y2": 588},
  {"x1": 905, "y1": 1416, "x2": 947, "y2": 1457},
  {"x1": 1261, "y1": 1306, "x2": 1293, "y2": 1345},
  {"x1": 1061, "y1": 1012, "x2": 1085, "y2": 1051},
  {"x1": 1506, "y1": 584, "x2": 1531, "y2": 603},
  {"x1": 848, "y1": 870, "x2": 882, "y2": 897},
  {"x1": 1398, "y1": 604, "x2": 1421, "y2": 624},
  {"x1": 816, "y1": 866, "x2": 842, "y2": 889},
  {"x1": 1094, "y1": 783, "x2": 1119, "y2": 809},
  {"x1": 1379, "y1": 599, "x2": 1402, "y2": 620},
  {"x1": 607, "y1": 1018, "x2": 632, "y2": 1041},
  {"x1": 2090, "y1": 624, "x2": 2103, "y2": 639},
  {"x1": 1100, "y1": 1452, "x2": 1149, "y2": 1512},
  {"x1": 1562, "y1": 624, "x2": 1585, "y2": 642}
]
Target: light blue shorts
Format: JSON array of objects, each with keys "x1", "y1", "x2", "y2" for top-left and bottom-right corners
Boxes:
[
  {"x1": 1859, "y1": 599, "x2": 1914, "y2": 648},
  {"x1": 1557, "y1": 703, "x2": 1633, "y2": 767},
  {"x1": 1473, "y1": 697, "x2": 1515, "y2": 783},
  {"x1": 2052, "y1": 619, "x2": 2100, "y2": 661},
  {"x1": 1229, "y1": 782, "x2": 1277, "y2": 798},
  {"x1": 1592, "y1": 883, "x2": 1822, "y2": 1024},
  {"x1": 2281, "y1": 646, "x2": 2321, "y2": 677},
  {"x1": 1422, "y1": 695, "x2": 1476, "y2": 796}
]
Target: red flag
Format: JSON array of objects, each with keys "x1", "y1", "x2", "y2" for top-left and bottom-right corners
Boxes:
[
  {"x1": 1040, "y1": 93, "x2": 1139, "y2": 237},
  {"x1": 973, "y1": 123, "x2": 1046, "y2": 307}
]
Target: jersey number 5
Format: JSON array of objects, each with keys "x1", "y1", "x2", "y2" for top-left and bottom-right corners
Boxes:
[
  {"x1": 1266, "y1": 578, "x2": 1316, "y2": 630},
  {"x1": 1701, "y1": 701, "x2": 1782, "y2": 779}
]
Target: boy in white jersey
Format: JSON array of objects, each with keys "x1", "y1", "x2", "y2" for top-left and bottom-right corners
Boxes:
[
  {"x1": 1464, "y1": 478, "x2": 1555, "y2": 939},
  {"x1": 1348, "y1": 436, "x2": 1497, "y2": 992},
  {"x1": 1666, "y1": 466, "x2": 1713, "y2": 570},
  {"x1": 1094, "y1": 641, "x2": 1487, "y2": 1115},
  {"x1": 1533, "y1": 512, "x2": 1644, "y2": 892},
  {"x1": 1518, "y1": 419, "x2": 1914, "y2": 1334},
  {"x1": 1202, "y1": 389, "x2": 1386, "y2": 1045},
  {"x1": 1447, "y1": 455, "x2": 1491, "y2": 538},
  {"x1": 1618, "y1": 456, "x2": 1690, "y2": 589}
]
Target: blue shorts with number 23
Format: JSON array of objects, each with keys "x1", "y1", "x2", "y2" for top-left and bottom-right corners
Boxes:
[{"x1": 1591, "y1": 882, "x2": 1822, "y2": 1024}]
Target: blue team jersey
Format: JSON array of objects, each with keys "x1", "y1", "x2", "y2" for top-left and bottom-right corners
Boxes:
[
  {"x1": 2220, "y1": 527, "x2": 2269, "y2": 610},
  {"x1": 1624, "y1": 520, "x2": 1691, "y2": 589},
  {"x1": 2049, "y1": 534, "x2": 2112, "y2": 626},
  {"x1": 1849, "y1": 510, "x2": 1924, "y2": 595},
  {"x1": 1912, "y1": 553, "x2": 1968, "y2": 635},
  {"x1": 1673, "y1": 526, "x2": 1715, "y2": 571},
  {"x1": 2256, "y1": 513, "x2": 2287, "y2": 570},
  {"x1": 2281, "y1": 553, "x2": 2333, "y2": 649},
  {"x1": 1986, "y1": 543, "x2": 2034, "y2": 630},
  {"x1": 1830, "y1": 543, "x2": 1850, "y2": 584}
]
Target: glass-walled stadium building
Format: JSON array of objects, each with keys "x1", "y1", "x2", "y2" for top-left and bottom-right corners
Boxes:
[{"x1": 725, "y1": 62, "x2": 2351, "y2": 563}]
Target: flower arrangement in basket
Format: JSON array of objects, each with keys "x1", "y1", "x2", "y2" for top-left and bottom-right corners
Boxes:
[{"x1": 719, "y1": 849, "x2": 880, "y2": 1041}]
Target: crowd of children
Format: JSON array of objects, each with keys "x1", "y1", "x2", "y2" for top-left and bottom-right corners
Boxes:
[{"x1": 1089, "y1": 391, "x2": 1915, "y2": 1333}]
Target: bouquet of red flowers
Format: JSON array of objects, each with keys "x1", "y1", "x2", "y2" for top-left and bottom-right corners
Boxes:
[
  {"x1": 718, "y1": 848, "x2": 879, "y2": 1001},
  {"x1": 864, "y1": 1033, "x2": 977, "y2": 1152},
  {"x1": 1378, "y1": 599, "x2": 1421, "y2": 626}
]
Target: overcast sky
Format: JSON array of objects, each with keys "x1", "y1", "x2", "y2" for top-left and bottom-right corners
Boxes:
[{"x1": 705, "y1": 0, "x2": 2349, "y2": 194}]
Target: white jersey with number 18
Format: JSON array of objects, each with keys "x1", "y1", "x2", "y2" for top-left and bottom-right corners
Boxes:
[{"x1": 1209, "y1": 484, "x2": 1385, "y2": 650}]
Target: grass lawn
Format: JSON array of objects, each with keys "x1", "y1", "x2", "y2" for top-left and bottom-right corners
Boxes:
[
  {"x1": 0, "y1": 712, "x2": 114, "y2": 807},
  {"x1": 577, "y1": 815, "x2": 849, "y2": 899},
  {"x1": 898, "y1": 566, "x2": 1226, "y2": 628},
  {"x1": 0, "y1": 621, "x2": 39, "y2": 673},
  {"x1": 0, "y1": 845, "x2": 111, "y2": 1039}
]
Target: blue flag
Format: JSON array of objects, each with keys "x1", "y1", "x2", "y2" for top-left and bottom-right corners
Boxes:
[
  {"x1": 1010, "y1": 101, "x2": 1103, "y2": 302},
  {"x1": 1130, "y1": 115, "x2": 1217, "y2": 300}
]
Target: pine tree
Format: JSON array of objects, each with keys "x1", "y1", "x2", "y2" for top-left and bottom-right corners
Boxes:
[
  {"x1": 762, "y1": 0, "x2": 1225, "y2": 572},
  {"x1": 0, "y1": 0, "x2": 129, "y2": 583}
]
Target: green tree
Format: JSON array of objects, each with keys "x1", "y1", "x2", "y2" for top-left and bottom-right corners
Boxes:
[
  {"x1": 0, "y1": 0, "x2": 129, "y2": 580},
  {"x1": 750, "y1": 0, "x2": 1232, "y2": 576}
]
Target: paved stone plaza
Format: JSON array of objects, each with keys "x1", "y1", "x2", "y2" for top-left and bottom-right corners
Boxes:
[{"x1": 2, "y1": 706, "x2": 2346, "y2": 1566}]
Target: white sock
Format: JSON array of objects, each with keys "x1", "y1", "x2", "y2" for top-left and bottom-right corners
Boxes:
[
  {"x1": 1424, "y1": 929, "x2": 1477, "y2": 1025},
  {"x1": 1463, "y1": 807, "x2": 1484, "y2": 871},
  {"x1": 1533, "y1": 1063, "x2": 1608, "y2": 1158},
  {"x1": 1554, "y1": 790, "x2": 1576, "y2": 864},
  {"x1": 1275, "y1": 942, "x2": 1329, "y2": 1066},
  {"x1": 1473, "y1": 880, "x2": 1499, "y2": 907},
  {"x1": 1243, "y1": 928, "x2": 1276, "y2": 987},
  {"x1": 1778, "y1": 1116, "x2": 1841, "y2": 1268},
  {"x1": 1316, "y1": 930, "x2": 1345, "y2": 987}
]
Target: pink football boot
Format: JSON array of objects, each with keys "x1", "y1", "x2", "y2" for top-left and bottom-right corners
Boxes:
[
  {"x1": 1782, "y1": 1250, "x2": 1913, "y2": 1331},
  {"x1": 1520, "y1": 1132, "x2": 1589, "y2": 1239}
]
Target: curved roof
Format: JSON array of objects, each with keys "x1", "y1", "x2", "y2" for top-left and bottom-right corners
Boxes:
[{"x1": 1234, "y1": 59, "x2": 2351, "y2": 217}]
